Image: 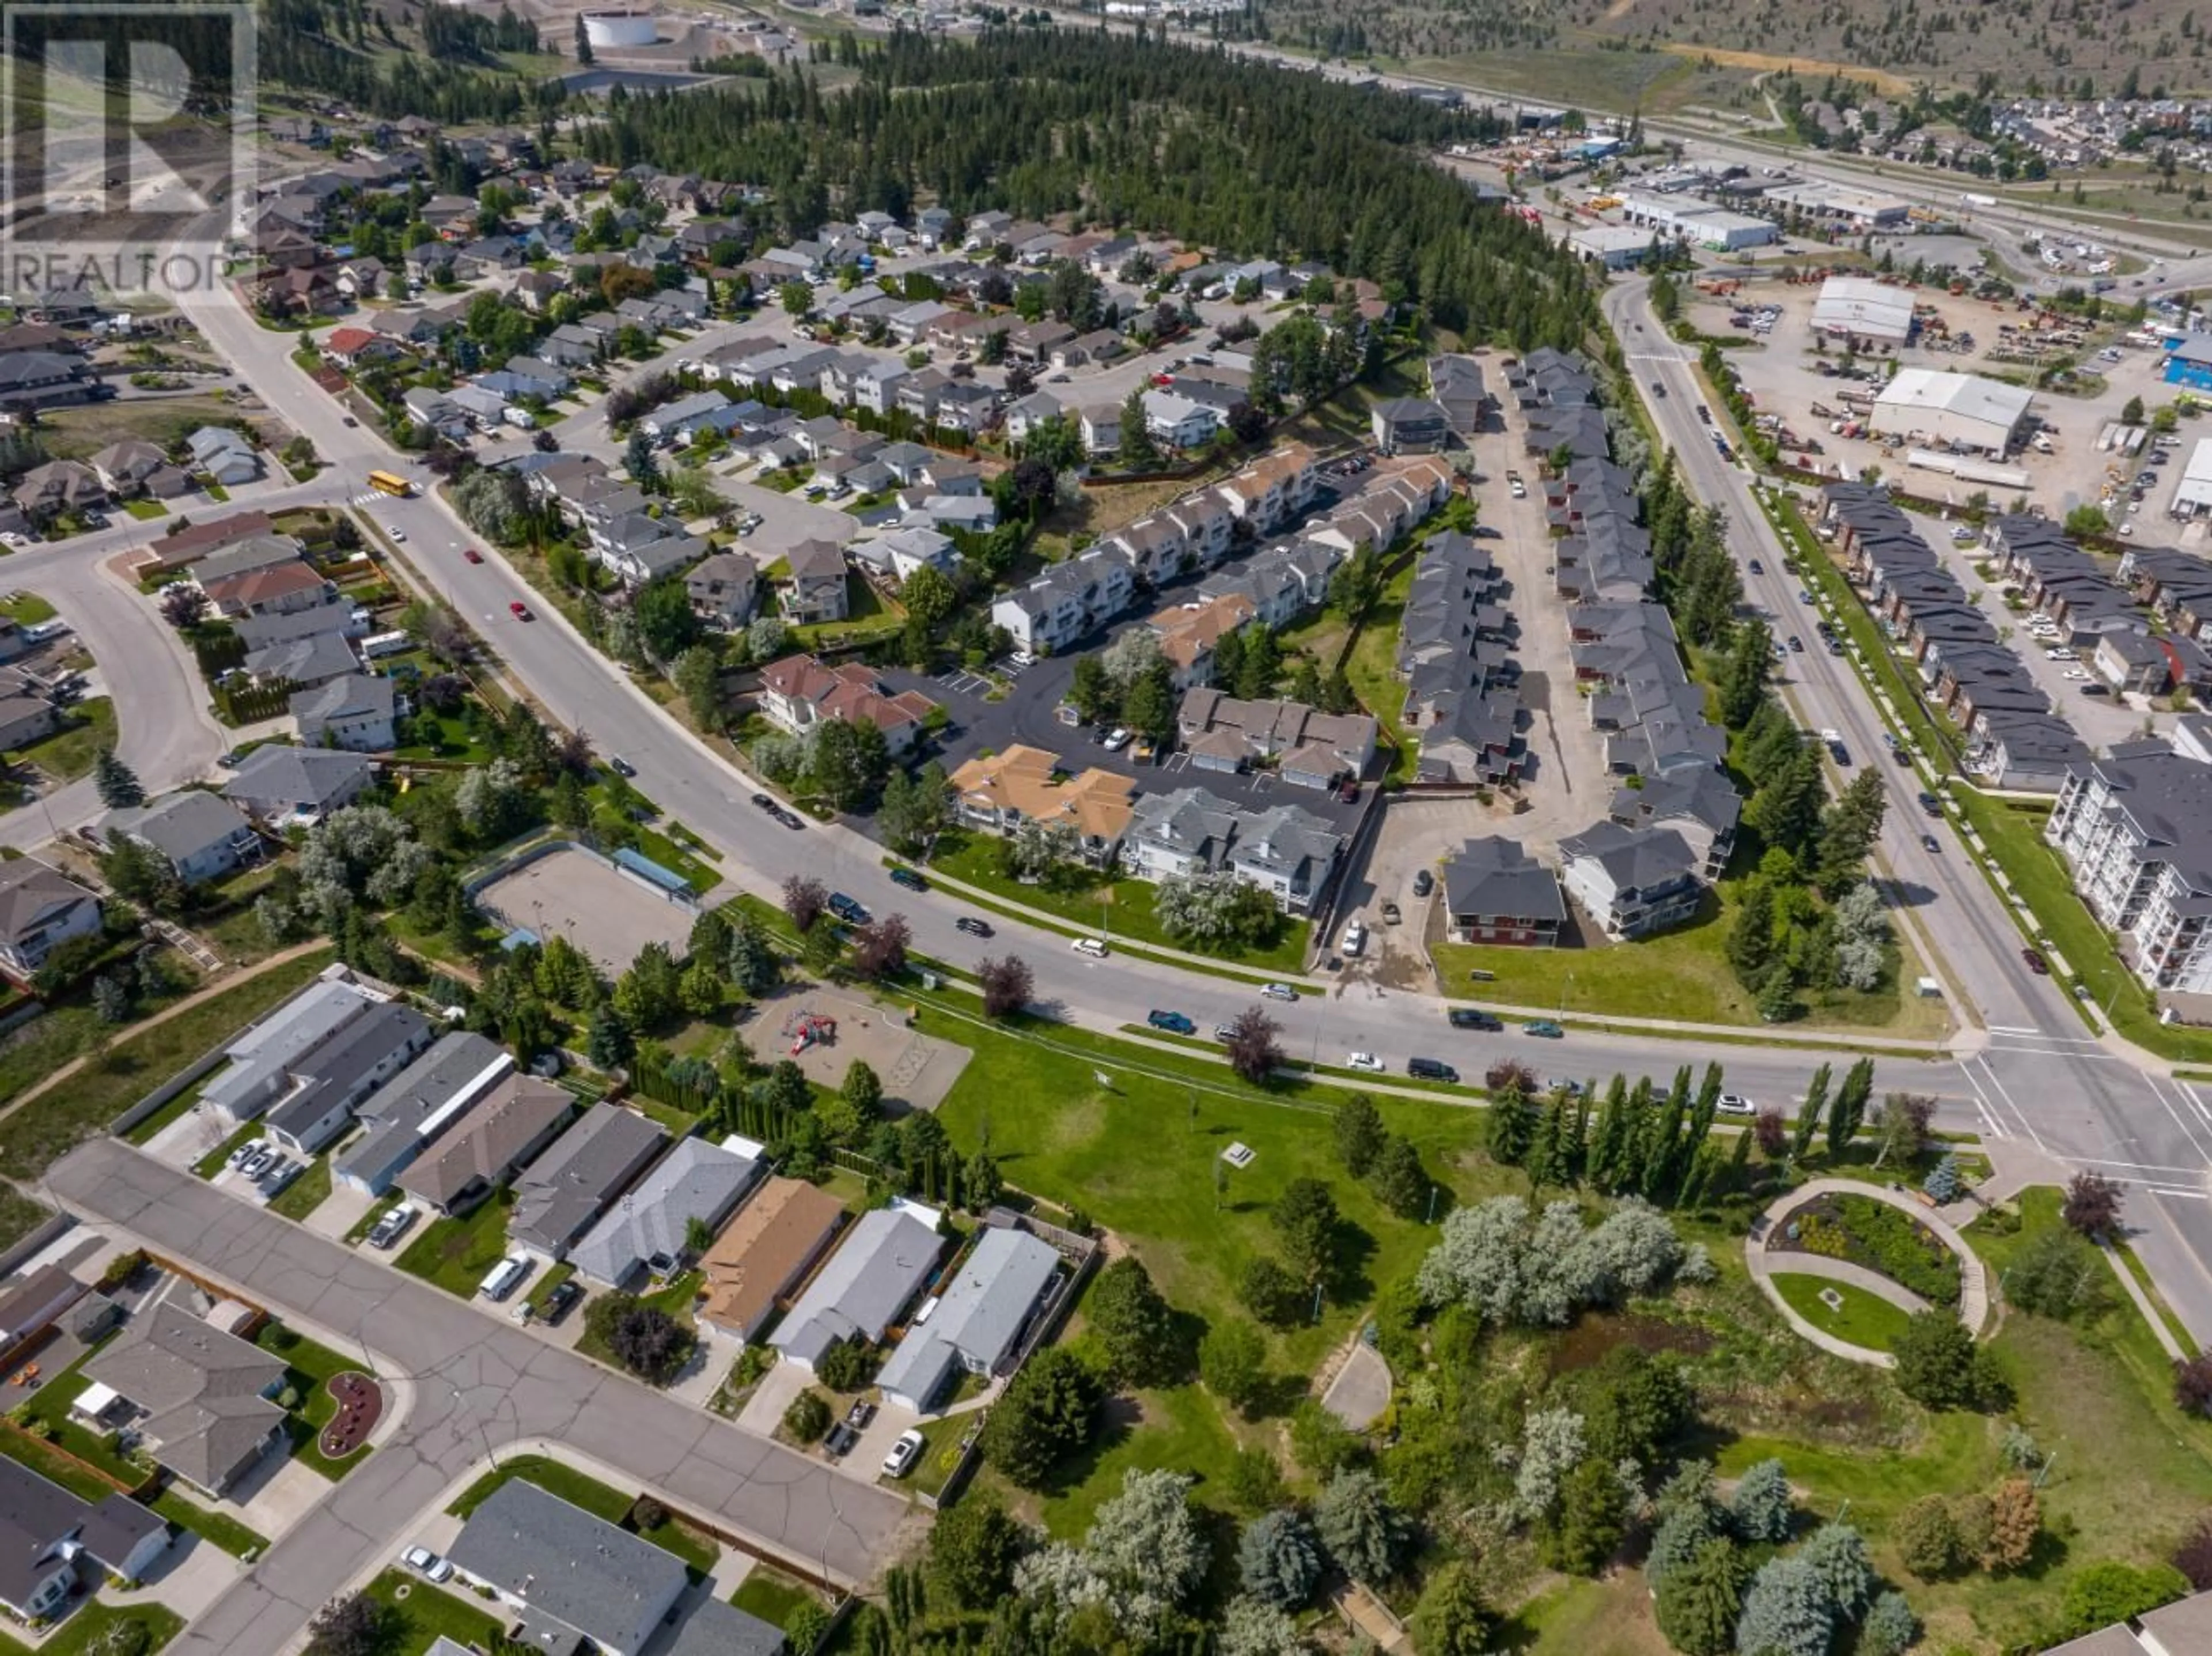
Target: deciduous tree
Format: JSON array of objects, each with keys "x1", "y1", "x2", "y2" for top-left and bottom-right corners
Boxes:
[{"x1": 978, "y1": 954, "x2": 1033, "y2": 1018}]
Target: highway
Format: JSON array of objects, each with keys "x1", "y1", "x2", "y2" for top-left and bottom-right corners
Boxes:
[{"x1": 1608, "y1": 274, "x2": 2212, "y2": 1328}]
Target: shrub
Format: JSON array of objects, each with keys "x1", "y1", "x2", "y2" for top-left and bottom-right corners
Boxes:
[
  {"x1": 630, "y1": 1496, "x2": 667, "y2": 1533},
  {"x1": 1828, "y1": 1194, "x2": 1962, "y2": 1305},
  {"x1": 782, "y1": 1389, "x2": 831, "y2": 1443},
  {"x1": 1893, "y1": 1311, "x2": 1999, "y2": 1411},
  {"x1": 2176, "y1": 1512, "x2": 2212, "y2": 1591},
  {"x1": 2058, "y1": 1562, "x2": 2188, "y2": 1639},
  {"x1": 2177, "y1": 1352, "x2": 2212, "y2": 1417},
  {"x1": 1236, "y1": 1508, "x2": 1322, "y2": 1609},
  {"x1": 1893, "y1": 1494, "x2": 1961, "y2": 1580}
]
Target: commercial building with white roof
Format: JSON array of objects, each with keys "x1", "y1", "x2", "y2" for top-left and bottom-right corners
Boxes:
[
  {"x1": 1871, "y1": 369, "x2": 2036, "y2": 458},
  {"x1": 1810, "y1": 275, "x2": 1917, "y2": 344},
  {"x1": 2174, "y1": 437, "x2": 2212, "y2": 518}
]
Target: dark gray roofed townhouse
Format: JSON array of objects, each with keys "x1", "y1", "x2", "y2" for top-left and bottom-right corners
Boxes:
[{"x1": 507, "y1": 1103, "x2": 668, "y2": 1261}]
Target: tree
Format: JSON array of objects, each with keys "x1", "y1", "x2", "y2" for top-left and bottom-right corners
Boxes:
[
  {"x1": 1875, "y1": 1091, "x2": 1936, "y2": 1168},
  {"x1": 1086, "y1": 1258, "x2": 1180, "y2": 1386},
  {"x1": 783, "y1": 1387, "x2": 831, "y2": 1442},
  {"x1": 1798, "y1": 1522, "x2": 1875, "y2": 1620},
  {"x1": 1085, "y1": 1468, "x2": 1212, "y2": 1608},
  {"x1": 1315, "y1": 1468, "x2": 1409, "y2": 1583},
  {"x1": 1225, "y1": 1005, "x2": 1285, "y2": 1085},
  {"x1": 779, "y1": 279, "x2": 813, "y2": 316},
  {"x1": 929, "y1": 1493, "x2": 1026, "y2": 1609},
  {"x1": 2063, "y1": 1171, "x2": 2124, "y2": 1238},
  {"x1": 1984, "y1": 1477, "x2": 2041, "y2": 1572},
  {"x1": 1893, "y1": 1492, "x2": 1961, "y2": 1579},
  {"x1": 978, "y1": 954, "x2": 1033, "y2": 1018},
  {"x1": 92, "y1": 973, "x2": 131, "y2": 1024},
  {"x1": 815, "y1": 1334, "x2": 876, "y2": 1393},
  {"x1": 2124, "y1": 394, "x2": 2147, "y2": 426},
  {"x1": 571, "y1": 12, "x2": 593, "y2": 62},
  {"x1": 1335, "y1": 1094, "x2": 1385, "y2": 1177},
  {"x1": 851, "y1": 913, "x2": 911, "y2": 981},
  {"x1": 2175, "y1": 1351, "x2": 2212, "y2": 1416},
  {"x1": 2173, "y1": 1512, "x2": 2212, "y2": 1590},
  {"x1": 1218, "y1": 1596, "x2": 1304, "y2": 1656},
  {"x1": 1824, "y1": 1056, "x2": 1874, "y2": 1158},
  {"x1": 1237, "y1": 1509, "x2": 1321, "y2": 1609},
  {"x1": 1271, "y1": 1178, "x2": 1339, "y2": 1285},
  {"x1": 1487, "y1": 1071, "x2": 1537, "y2": 1167},
  {"x1": 1924, "y1": 1151, "x2": 1963, "y2": 1204},
  {"x1": 1116, "y1": 385, "x2": 1160, "y2": 468},
  {"x1": 783, "y1": 875, "x2": 828, "y2": 932},
  {"x1": 1369, "y1": 1135, "x2": 1429, "y2": 1219},
  {"x1": 1729, "y1": 1457, "x2": 1793, "y2": 1544},
  {"x1": 305, "y1": 1592, "x2": 394, "y2": 1656},
  {"x1": 1580, "y1": 1346, "x2": 1692, "y2": 1468},
  {"x1": 981, "y1": 1347, "x2": 1102, "y2": 1489},
  {"x1": 1791, "y1": 1064, "x2": 1830, "y2": 1161},
  {"x1": 586, "y1": 1003, "x2": 634, "y2": 1069},
  {"x1": 1240, "y1": 1256, "x2": 1303, "y2": 1326},
  {"x1": 1719, "y1": 618, "x2": 1772, "y2": 728},
  {"x1": 674, "y1": 645, "x2": 721, "y2": 728},
  {"x1": 584, "y1": 1292, "x2": 696, "y2": 1383},
  {"x1": 1859, "y1": 1591, "x2": 1919, "y2": 1656},
  {"x1": 93, "y1": 748, "x2": 144, "y2": 810},
  {"x1": 1544, "y1": 1456, "x2": 1627, "y2": 1575},
  {"x1": 2059, "y1": 1562, "x2": 2189, "y2": 1639},
  {"x1": 159, "y1": 583, "x2": 208, "y2": 628},
  {"x1": 878, "y1": 763, "x2": 949, "y2": 856},
  {"x1": 1732, "y1": 1555, "x2": 1833, "y2": 1656},
  {"x1": 1655, "y1": 1536, "x2": 1745, "y2": 1656},
  {"x1": 1224, "y1": 1447, "x2": 1289, "y2": 1518},
  {"x1": 1893, "y1": 1310, "x2": 1993, "y2": 1411},
  {"x1": 1407, "y1": 1561, "x2": 1493, "y2": 1656},
  {"x1": 1200, "y1": 1318, "x2": 1267, "y2": 1411}
]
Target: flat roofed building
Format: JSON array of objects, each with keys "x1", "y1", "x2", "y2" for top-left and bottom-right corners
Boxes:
[{"x1": 1811, "y1": 275, "x2": 1917, "y2": 343}]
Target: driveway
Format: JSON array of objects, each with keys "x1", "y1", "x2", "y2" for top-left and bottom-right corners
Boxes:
[{"x1": 46, "y1": 1138, "x2": 912, "y2": 1656}]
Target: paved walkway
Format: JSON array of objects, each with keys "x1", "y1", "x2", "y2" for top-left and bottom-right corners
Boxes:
[
  {"x1": 2100, "y1": 1241, "x2": 2190, "y2": 1361},
  {"x1": 1320, "y1": 1344, "x2": 1392, "y2": 1430},
  {"x1": 1745, "y1": 1177, "x2": 1990, "y2": 1366}
]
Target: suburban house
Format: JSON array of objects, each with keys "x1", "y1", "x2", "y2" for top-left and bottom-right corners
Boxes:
[
  {"x1": 1441, "y1": 837, "x2": 1566, "y2": 947},
  {"x1": 1140, "y1": 388, "x2": 1219, "y2": 449},
  {"x1": 0, "y1": 859, "x2": 101, "y2": 984},
  {"x1": 1222, "y1": 801, "x2": 1348, "y2": 914},
  {"x1": 756, "y1": 653, "x2": 937, "y2": 755},
  {"x1": 199, "y1": 562, "x2": 340, "y2": 621},
  {"x1": 243, "y1": 629, "x2": 362, "y2": 691},
  {"x1": 991, "y1": 546, "x2": 1135, "y2": 655},
  {"x1": 774, "y1": 539, "x2": 850, "y2": 624},
  {"x1": 684, "y1": 551, "x2": 758, "y2": 631},
  {"x1": 1213, "y1": 445, "x2": 1319, "y2": 536},
  {"x1": 507, "y1": 1103, "x2": 669, "y2": 1262},
  {"x1": 445, "y1": 1480, "x2": 688, "y2": 1656},
  {"x1": 395, "y1": 1074, "x2": 575, "y2": 1218},
  {"x1": 569, "y1": 1137, "x2": 762, "y2": 1291},
  {"x1": 187, "y1": 427, "x2": 262, "y2": 487},
  {"x1": 1122, "y1": 788, "x2": 1240, "y2": 884},
  {"x1": 291, "y1": 674, "x2": 398, "y2": 751},
  {"x1": 946, "y1": 744, "x2": 1137, "y2": 865},
  {"x1": 0, "y1": 1457, "x2": 169, "y2": 1620},
  {"x1": 220, "y1": 746, "x2": 374, "y2": 828},
  {"x1": 876, "y1": 1227, "x2": 1062, "y2": 1413},
  {"x1": 334, "y1": 1033, "x2": 514, "y2": 1197},
  {"x1": 659, "y1": 1599, "x2": 789, "y2": 1656},
  {"x1": 1176, "y1": 689, "x2": 1376, "y2": 787},
  {"x1": 1078, "y1": 404, "x2": 1120, "y2": 456},
  {"x1": 88, "y1": 438, "x2": 190, "y2": 500},
  {"x1": 1371, "y1": 397, "x2": 1451, "y2": 454},
  {"x1": 12, "y1": 461, "x2": 105, "y2": 523},
  {"x1": 100, "y1": 792, "x2": 262, "y2": 884},
  {"x1": 698, "y1": 1175, "x2": 847, "y2": 1343},
  {"x1": 1558, "y1": 821, "x2": 1703, "y2": 940},
  {"x1": 202, "y1": 974, "x2": 389, "y2": 1122},
  {"x1": 81, "y1": 1301, "x2": 287, "y2": 1499},
  {"x1": 261, "y1": 1002, "x2": 436, "y2": 1155},
  {"x1": 0, "y1": 678, "x2": 56, "y2": 754},
  {"x1": 768, "y1": 1203, "x2": 942, "y2": 1375}
]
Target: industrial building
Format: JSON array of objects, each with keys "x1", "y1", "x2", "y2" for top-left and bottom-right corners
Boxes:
[
  {"x1": 2173, "y1": 438, "x2": 2212, "y2": 518},
  {"x1": 1870, "y1": 369, "x2": 2036, "y2": 458},
  {"x1": 1763, "y1": 182, "x2": 1912, "y2": 229},
  {"x1": 1810, "y1": 275, "x2": 1918, "y2": 345},
  {"x1": 1569, "y1": 225, "x2": 1658, "y2": 269},
  {"x1": 2162, "y1": 334, "x2": 2212, "y2": 391},
  {"x1": 1615, "y1": 194, "x2": 1777, "y2": 252}
]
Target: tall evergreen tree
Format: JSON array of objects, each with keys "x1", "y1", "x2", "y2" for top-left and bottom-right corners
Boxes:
[
  {"x1": 93, "y1": 748, "x2": 144, "y2": 810},
  {"x1": 1488, "y1": 1074, "x2": 1536, "y2": 1167},
  {"x1": 1793, "y1": 1064, "x2": 1831, "y2": 1161},
  {"x1": 1588, "y1": 1076, "x2": 1629, "y2": 1190},
  {"x1": 1718, "y1": 618, "x2": 1772, "y2": 728},
  {"x1": 1825, "y1": 1057, "x2": 1876, "y2": 1158},
  {"x1": 1726, "y1": 878, "x2": 1777, "y2": 988},
  {"x1": 1642, "y1": 1066, "x2": 1692, "y2": 1201}
]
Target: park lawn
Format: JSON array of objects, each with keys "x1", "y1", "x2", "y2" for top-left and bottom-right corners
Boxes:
[
  {"x1": 266, "y1": 1155, "x2": 332, "y2": 1223},
  {"x1": 20, "y1": 697, "x2": 117, "y2": 783},
  {"x1": 394, "y1": 1190, "x2": 516, "y2": 1299},
  {"x1": 150, "y1": 1486, "x2": 267, "y2": 1558},
  {"x1": 1769, "y1": 1270, "x2": 1914, "y2": 1352},
  {"x1": 447, "y1": 1454, "x2": 717, "y2": 1575},
  {"x1": 1430, "y1": 880, "x2": 1940, "y2": 1037},
  {"x1": 1029, "y1": 1379, "x2": 1247, "y2": 1542},
  {"x1": 0, "y1": 948, "x2": 335, "y2": 1181},
  {"x1": 363, "y1": 1567, "x2": 506, "y2": 1656},
  {"x1": 0, "y1": 1187, "x2": 50, "y2": 1253},
  {"x1": 925, "y1": 834, "x2": 1310, "y2": 975},
  {"x1": 1520, "y1": 1574, "x2": 1675, "y2": 1656},
  {"x1": 256, "y1": 1322, "x2": 371, "y2": 1480}
]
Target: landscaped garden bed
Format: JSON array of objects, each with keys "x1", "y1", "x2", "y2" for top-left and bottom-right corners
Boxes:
[{"x1": 1774, "y1": 1191, "x2": 1961, "y2": 1306}]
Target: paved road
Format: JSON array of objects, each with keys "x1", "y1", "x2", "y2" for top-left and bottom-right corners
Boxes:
[{"x1": 45, "y1": 1138, "x2": 911, "y2": 1654}]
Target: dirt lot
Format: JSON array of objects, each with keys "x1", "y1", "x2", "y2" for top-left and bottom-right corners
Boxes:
[
  {"x1": 752, "y1": 984, "x2": 971, "y2": 1114},
  {"x1": 475, "y1": 846, "x2": 696, "y2": 975}
]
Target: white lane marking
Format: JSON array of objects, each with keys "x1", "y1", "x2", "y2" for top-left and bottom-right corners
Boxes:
[
  {"x1": 2135, "y1": 1072, "x2": 2212, "y2": 1169},
  {"x1": 1987, "y1": 1025, "x2": 2043, "y2": 1036},
  {"x1": 2173, "y1": 1079, "x2": 2212, "y2": 1135},
  {"x1": 2072, "y1": 1156, "x2": 2211, "y2": 1174},
  {"x1": 2147, "y1": 1187, "x2": 2212, "y2": 1200},
  {"x1": 1952, "y1": 1059, "x2": 2010, "y2": 1142},
  {"x1": 1967, "y1": 1054, "x2": 2048, "y2": 1151}
]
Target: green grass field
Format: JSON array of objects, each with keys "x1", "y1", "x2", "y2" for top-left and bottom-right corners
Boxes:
[
  {"x1": 0, "y1": 1186, "x2": 51, "y2": 1254},
  {"x1": 393, "y1": 1190, "x2": 517, "y2": 1300},
  {"x1": 19, "y1": 698, "x2": 117, "y2": 784},
  {"x1": 362, "y1": 1567, "x2": 505, "y2": 1656},
  {"x1": 1770, "y1": 1270, "x2": 1915, "y2": 1352},
  {"x1": 256, "y1": 1322, "x2": 372, "y2": 1480}
]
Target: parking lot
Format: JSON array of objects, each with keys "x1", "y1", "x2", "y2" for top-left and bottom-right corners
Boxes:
[{"x1": 475, "y1": 846, "x2": 699, "y2": 975}]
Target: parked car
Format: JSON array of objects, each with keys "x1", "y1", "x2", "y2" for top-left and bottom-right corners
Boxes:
[
  {"x1": 403, "y1": 1547, "x2": 454, "y2": 1583},
  {"x1": 1407, "y1": 1057, "x2": 1459, "y2": 1083},
  {"x1": 1147, "y1": 1010, "x2": 1196, "y2": 1035},
  {"x1": 883, "y1": 1428, "x2": 927, "y2": 1479},
  {"x1": 824, "y1": 1422, "x2": 859, "y2": 1458},
  {"x1": 1072, "y1": 937, "x2": 1109, "y2": 958},
  {"x1": 542, "y1": 1280, "x2": 582, "y2": 1324},
  {"x1": 828, "y1": 892, "x2": 869, "y2": 924},
  {"x1": 1716, "y1": 1092, "x2": 1756, "y2": 1117},
  {"x1": 888, "y1": 867, "x2": 927, "y2": 892},
  {"x1": 367, "y1": 1203, "x2": 418, "y2": 1250},
  {"x1": 607, "y1": 757, "x2": 637, "y2": 779},
  {"x1": 1412, "y1": 868, "x2": 1434, "y2": 898},
  {"x1": 1339, "y1": 920, "x2": 1367, "y2": 956},
  {"x1": 1101, "y1": 726, "x2": 1132, "y2": 751},
  {"x1": 1260, "y1": 982, "x2": 1298, "y2": 1001},
  {"x1": 1346, "y1": 1052, "x2": 1386, "y2": 1073},
  {"x1": 1525, "y1": 1020, "x2": 1565, "y2": 1038},
  {"x1": 1380, "y1": 901, "x2": 1402, "y2": 924},
  {"x1": 1447, "y1": 1007, "x2": 1502, "y2": 1031},
  {"x1": 955, "y1": 916, "x2": 994, "y2": 937},
  {"x1": 845, "y1": 1400, "x2": 878, "y2": 1431},
  {"x1": 228, "y1": 1138, "x2": 267, "y2": 1170}
]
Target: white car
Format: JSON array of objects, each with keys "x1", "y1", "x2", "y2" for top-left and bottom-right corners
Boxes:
[
  {"x1": 403, "y1": 1546, "x2": 453, "y2": 1583},
  {"x1": 1347, "y1": 1052, "x2": 1386, "y2": 1073},
  {"x1": 2063, "y1": 668, "x2": 2090, "y2": 680},
  {"x1": 2046, "y1": 649, "x2": 2077, "y2": 661},
  {"x1": 1260, "y1": 982, "x2": 1297, "y2": 1001},
  {"x1": 1717, "y1": 1092, "x2": 1757, "y2": 1117},
  {"x1": 1071, "y1": 936, "x2": 1109, "y2": 958},
  {"x1": 1339, "y1": 920, "x2": 1367, "y2": 957},
  {"x1": 387, "y1": 524, "x2": 406, "y2": 543},
  {"x1": 882, "y1": 1428, "x2": 926, "y2": 1479},
  {"x1": 1101, "y1": 727, "x2": 1132, "y2": 751}
]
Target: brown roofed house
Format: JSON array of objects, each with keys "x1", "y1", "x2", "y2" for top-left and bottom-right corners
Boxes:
[
  {"x1": 396, "y1": 1074, "x2": 574, "y2": 1217},
  {"x1": 948, "y1": 743, "x2": 1135, "y2": 862},
  {"x1": 698, "y1": 1176, "x2": 846, "y2": 1341}
]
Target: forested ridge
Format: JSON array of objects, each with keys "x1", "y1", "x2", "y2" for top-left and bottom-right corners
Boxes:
[{"x1": 583, "y1": 28, "x2": 1599, "y2": 347}]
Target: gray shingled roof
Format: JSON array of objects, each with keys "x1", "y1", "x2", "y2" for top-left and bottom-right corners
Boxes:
[
  {"x1": 567, "y1": 1137, "x2": 759, "y2": 1288},
  {"x1": 875, "y1": 1227, "x2": 1058, "y2": 1409},
  {"x1": 508, "y1": 1105, "x2": 668, "y2": 1256},
  {"x1": 83, "y1": 1302, "x2": 285, "y2": 1494},
  {"x1": 770, "y1": 1205, "x2": 941, "y2": 1367},
  {"x1": 221, "y1": 746, "x2": 373, "y2": 815},
  {"x1": 447, "y1": 1479, "x2": 687, "y2": 1656}
]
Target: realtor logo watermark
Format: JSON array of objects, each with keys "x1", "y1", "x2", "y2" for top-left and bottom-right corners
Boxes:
[{"x1": 1, "y1": 2, "x2": 256, "y2": 300}]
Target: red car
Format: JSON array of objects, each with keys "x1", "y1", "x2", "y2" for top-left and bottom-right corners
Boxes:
[
  {"x1": 463, "y1": 548, "x2": 484, "y2": 565},
  {"x1": 509, "y1": 601, "x2": 532, "y2": 621},
  {"x1": 2021, "y1": 947, "x2": 2049, "y2": 976}
]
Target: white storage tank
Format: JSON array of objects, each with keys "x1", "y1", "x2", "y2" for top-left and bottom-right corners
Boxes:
[{"x1": 582, "y1": 9, "x2": 658, "y2": 48}]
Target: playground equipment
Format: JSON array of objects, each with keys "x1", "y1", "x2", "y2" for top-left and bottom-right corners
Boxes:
[{"x1": 785, "y1": 1010, "x2": 839, "y2": 1056}]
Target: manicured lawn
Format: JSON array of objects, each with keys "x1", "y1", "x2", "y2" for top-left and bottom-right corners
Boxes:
[
  {"x1": 255, "y1": 1322, "x2": 372, "y2": 1480},
  {"x1": 18, "y1": 1341, "x2": 147, "y2": 1488},
  {"x1": 902, "y1": 1410, "x2": 979, "y2": 1501},
  {"x1": 447, "y1": 1454, "x2": 717, "y2": 1575},
  {"x1": 523, "y1": 1260, "x2": 576, "y2": 1313},
  {"x1": 150, "y1": 1486, "x2": 268, "y2": 1558},
  {"x1": 0, "y1": 1186, "x2": 50, "y2": 1253},
  {"x1": 20, "y1": 697, "x2": 117, "y2": 783},
  {"x1": 0, "y1": 1423, "x2": 119, "y2": 1501},
  {"x1": 1770, "y1": 1269, "x2": 1914, "y2": 1352},
  {"x1": 346, "y1": 1193, "x2": 403, "y2": 1246},
  {"x1": 394, "y1": 1191, "x2": 516, "y2": 1300},
  {"x1": 625, "y1": 1090, "x2": 702, "y2": 1136},
  {"x1": 1338, "y1": 555, "x2": 1419, "y2": 784},
  {"x1": 1035, "y1": 1379, "x2": 1247, "y2": 1542},
  {"x1": 122, "y1": 498, "x2": 168, "y2": 520},
  {"x1": 266, "y1": 1155, "x2": 332, "y2": 1222},
  {"x1": 730, "y1": 1567, "x2": 824, "y2": 1630},
  {"x1": 0, "y1": 948, "x2": 336, "y2": 1181},
  {"x1": 391, "y1": 710, "x2": 497, "y2": 764},
  {"x1": 791, "y1": 573, "x2": 903, "y2": 651},
  {"x1": 0, "y1": 592, "x2": 56, "y2": 624},
  {"x1": 1430, "y1": 880, "x2": 1941, "y2": 1037},
  {"x1": 35, "y1": 1605, "x2": 183, "y2": 1656},
  {"x1": 925, "y1": 834, "x2": 1311, "y2": 974},
  {"x1": 363, "y1": 1567, "x2": 505, "y2": 1656},
  {"x1": 122, "y1": 1077, "x2": 216, "y2": 1146}
]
